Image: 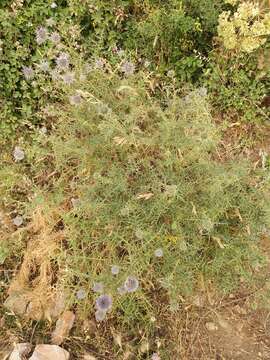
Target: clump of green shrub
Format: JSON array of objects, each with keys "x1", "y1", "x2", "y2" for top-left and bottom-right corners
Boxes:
[{"x1": 3, "y1": 67, "x2": 269, "y2": 329}]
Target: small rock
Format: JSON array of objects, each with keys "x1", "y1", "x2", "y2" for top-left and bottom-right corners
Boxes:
[
  {"x1": 4, "y1": 292, "x2": 29, "y2": 316},
  {"x1": 51, "y1": 311, "x2": 75, "y2": 345},
  {"x1": 9, "y1": 343, "x2": 32, "y2": 360},
  {"x1": 29, "y1": 345, "x2": 69, "y2": 360},
  {"x1": 205, "y1": 322, "x2": 218, "y2": 331}
]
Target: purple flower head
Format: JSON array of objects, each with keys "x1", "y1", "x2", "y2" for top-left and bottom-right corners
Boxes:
[
  {"x1": 76, "y1": 288, "x2": 86, "y2": 300},
  {"x1": 22, "y1": 66, "x2": 34, "y2": 80},
  {"x1": 124, "y1": 276, "x2": 139, "y2": 293},
  {"x1": 111, "y1": 265, "x2": 120, "y2": 275},
  {"x1": 95, "y1": 310, "x2": 106, "y2": 322},
  {"x1": 167, "y1": 70, "x2": 175, "y2": 78},
  {"x1": 13, "y1": 215, "x2": 23, "y2": 227},
  {"x1": 121, "y1": 61, "x2": 135, "y2": 76},
  {"x1": 71, "y1": 197, "x2": 80, "y2": 208},
  {"x1": 92, "y1": 282, "x2": 104, "y2": 293},
  {"x1": 56, "y1": 52, "x2": 69, "y2": 69},
  {"x1": 50, "y1": 32, "x2": 61, "y2": 44},
  {"x1": 154, "y1": 248, "x2": 163, "y2": 258},
  {"x1": 36, "y1": 26, "x2": 48, "y2": 45},
  {"x1": 117, "y1": 285, "x2": 127, "y2": 295},
  {"x1": 95, "y1": 58, "x2": 105, "y2": 70},
  {"x1": 13, "y1": 146, "x2": 25, "y2": 161},
  {"x1": 46, "y1": 18, "x2": 55, "y2": 27},
  {"x1": 69, "y1": 94, "x2": 82, "y2": 106},
  {"x1": 50, "y1": 69, "x2": 60, "y2": 81},
  {"x1": 152, "y1": 353, "x2": 161, "y2": 360},
  {"x1": 96, "y1": 294, "x2": 112, "y2": 312},
  {"x1": 38, "y1": 60, "x2": 50, "y2": 73},
  {"x1": 62, "y1": 72, "x2": 75, "y2": 85}
]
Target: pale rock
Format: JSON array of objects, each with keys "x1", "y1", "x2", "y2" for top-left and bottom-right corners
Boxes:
[
  {"x1": 51, "y1": 311, "x2": 75, "y2": 345},
  {"x1": 9, "y1": 343, "x2": 32, "y2": 360},
  {"x1": 29, "y1": 345, "x2": 69, "y2": 360}
]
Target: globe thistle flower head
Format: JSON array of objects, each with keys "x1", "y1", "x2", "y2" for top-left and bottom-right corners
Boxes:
[
  {"x1": 167, "y1": 70, "x2": 175, "y2": 78},
  {"x1": 13, "y1": 215, "x2": 23, "y2": 227},
  {"x1": 95, "y1": 310, "x2": 106, "y2": 322},
  {"x1": 95, "y1": 58, "x2": 105, "y2": 70},
  {"x1": 111, "y1": 265, "x2": 120, "y2": 275},
  {"x1": 36, "y1": 26, "x2": 48, "y2": 45},
  {"x1": 76, "y1": 288, "x2": 87, "y2": 300},
  {"x1": 50, "y1": 32, "x2": 61, "y2": 44},
  {"x1": 69, "y1": 94, "x2": 82, "y2": 106},
  {"x1": 117, "y1": 285, "x2": 127, "y2": 295},
  {"x1": 198, "y1": 87, "x2": 207, "y2": 97},
  {"x1": 38, "y1": 60, "x2": 50, "y2": 73},
  {"x1": 56, "y1": 52, "x2": 69, "y2": 69},
  {"x1": 22, "y1": 66, "x2": 34, "y2": 80},
  {"x1": 135, "y1": 229, "x2": 144, "y2": 240},
  {"x1": 92, "y1": 282, "x2": 104, "y2": 293},
  {"x1": 39, "y1": 126, "x2": 48, "y2": 135},
  {"x1": 152, "y1": 353, "x2": 160, "y2": 360},
  {"x1": 71, "y1": 197, "x2": 80, "y2": 208},
  {"x1": 13, "y1": 146, "x2": 25, "y2": 161},
  {"x1": 124, "y1": 276, "x2": 139, "y2": 293},
  {"x1": 62, "y1": 72, "x2": 75, "y2": 85},
  {"x1": 46, "y1": 18, "x2": 55, "y2": 27},
  {"x1": 51, "y1": 2, "x2": 57, "y2": 8},
  {"x1": 50, "y1": 69, "x2": 60, "y2": 81},
  {"x1": 154, "y1": 248, "x2": 163, "y2": 258},
  {"x1": 121, "y1": 61, "x2": 135, "y2": 76},
  {"x1": 96, "y1": 294, "x2": 113, "y2": 312}
]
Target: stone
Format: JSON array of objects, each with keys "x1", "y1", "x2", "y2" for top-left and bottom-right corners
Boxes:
[
  {"x1": 9, "y1": 343, "x2": 32, "y2": 360},
  {"x1": 29, "y1": 345, "x2": 69, "y2": 360},
  {"x1": 51, "y1": 311, "x2": 75, "y2": 345}
]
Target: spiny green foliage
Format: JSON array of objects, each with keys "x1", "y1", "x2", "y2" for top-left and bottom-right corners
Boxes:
[{"x1": 2, "y1": 70, "x2": 269, "y2": 331}]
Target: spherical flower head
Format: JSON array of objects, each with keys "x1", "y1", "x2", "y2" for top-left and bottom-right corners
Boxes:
[
  {"x1": 39, "y1": 126, "x2": 48, "y2": 135},
  {"x1": 167, "y1": 70, "x2": 175, "y2": 78},
  {"x1": 50, "y1": 32, "x2": 61, "y2": 44},
  {"x1": 46, "y1": 18, "x2": 55, "y2": 27},
  {"x1": 198, "y1": 87, "x2": 207, "y2": 97},
  {"x1": 76, "y1": 288, "x2": 87, "y2": 300},
  {"x1": 117, "y1": 285, "x2": 127, "y2": 295},
  {"x1": 152, "y1": 353, "x2": 160, "y2": 360},
  {"x1": 95, "y1": 309, "x2": 106, "y2": 322},
  {"x1": 13, "y1": 215, "x2": 23, "y2": 227},
  {"x1": 38, "y1": 60, "x2": 50, "y2": 73},
  {"x1": 124, "y1": 276, "x2": 139, "y2": 293},
  {"x1": 62, "y1": 72, "x2": 75, "y2": 85},
  {"x1": 96, "y1": 294, "x2": 113, "y2": 312},
  {"x1": 71, "y1": 197, "x2": 80, "y2": 208},
  {"x1": 13, "y1": 146, "x2": 25, "y2": 161},
  {"x1": 92, "y1": 282, "x2": 104, "y2": 293},
  {"x1": 95, "y1": 58, "x2": 105, "y2": 70},
  {"x1": 51, "y1": 2, "x2": 57, "y2": 8},
  {"x1": 154, "y1": 248, "x2": 163, "y2": 258},
  {"x1": 135, "y1": 229, "x2": 144, "y2": 240},
  {"x1": 22, "y1": 66, "x2": 34, "y2": 80},
  {"x1": 111, "y1": 265, "x2": 120, "y2": 275},
  {"x1": 36, "y1": 26, "x2": 48, "y2": 45},
  {"x1": 56, "y1": 52, "x2": 69, "y2": 69},
  {"x1": 121, "y1": 61, "x2": 135, "y2": 76},
  {"x1": 50, "y1": 69, "x2": 60, "y2": 81},
  {"x1": 69, "y1": 94, "x2": 82, "y2": 106}
]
